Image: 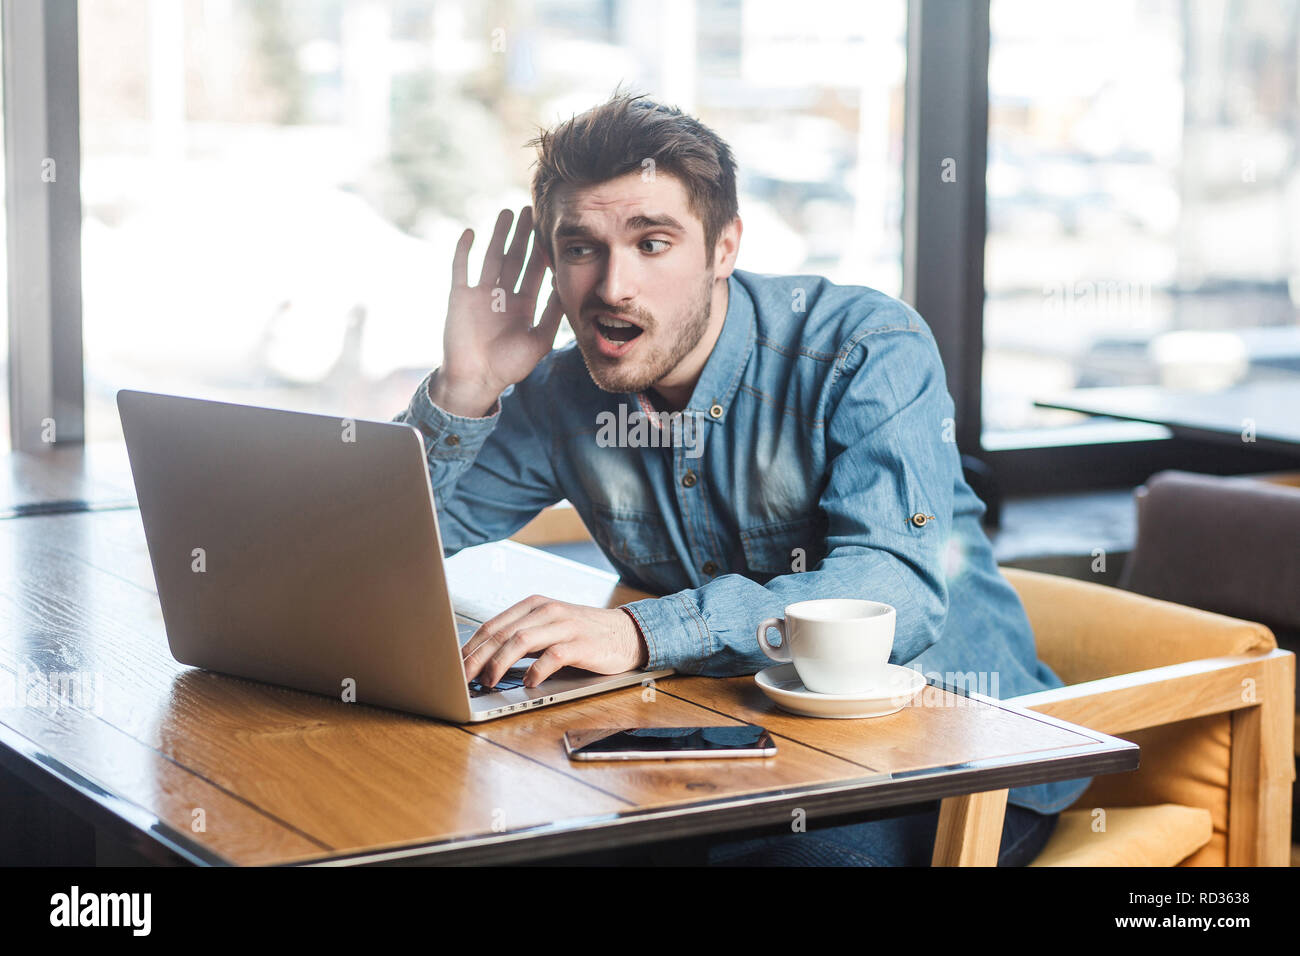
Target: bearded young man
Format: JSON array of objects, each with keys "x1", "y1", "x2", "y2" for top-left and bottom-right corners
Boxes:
[{"x1": 393, "y1": 91, "x2": 1089, "y2": 866}]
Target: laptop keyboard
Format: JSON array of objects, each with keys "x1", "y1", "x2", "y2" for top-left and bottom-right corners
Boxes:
[
  {"x1": 458, "y1": 617, "x2": 529, "y2": 697},
  {"x1": 468, "y1": 676, "x2": 525, "y2": 696}
]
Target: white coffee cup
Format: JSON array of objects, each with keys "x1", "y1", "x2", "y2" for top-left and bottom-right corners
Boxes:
[{"x1": 756, "y1": 599, "x2": 896, "y2": 695}]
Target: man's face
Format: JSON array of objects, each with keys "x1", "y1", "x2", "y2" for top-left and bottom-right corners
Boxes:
[{"x1": 545, "y1": 171, "x2": 721, "y2": 395}]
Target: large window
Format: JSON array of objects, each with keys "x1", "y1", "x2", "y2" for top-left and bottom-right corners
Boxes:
[
  {"x1": 983, "y1": 0, "x2": 1300, "y2": 439},
  {"x1": 78, "y1": 0, "x2": 905, "y2": 443},
  {"x1": 0, "y1": 8, "x2": 8, "y2": 452}
]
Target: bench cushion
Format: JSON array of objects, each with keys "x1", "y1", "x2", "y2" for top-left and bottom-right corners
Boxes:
[{"x1": 1030, "y1": 803, "x2": 1213, "y2": 867}]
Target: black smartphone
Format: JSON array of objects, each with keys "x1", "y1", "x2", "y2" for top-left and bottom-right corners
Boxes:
[{"x1": 563, "y1": 724, "x2": 777, "y2": 761}]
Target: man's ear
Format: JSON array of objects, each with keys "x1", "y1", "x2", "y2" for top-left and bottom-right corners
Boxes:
[{"x1": 713, "y1": 216, "x2": 743, "y2": 277}]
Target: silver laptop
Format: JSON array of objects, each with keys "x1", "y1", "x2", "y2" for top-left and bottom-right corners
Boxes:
[{"x1": 117, "y1": 389, "x2": 672, "y2": 722}]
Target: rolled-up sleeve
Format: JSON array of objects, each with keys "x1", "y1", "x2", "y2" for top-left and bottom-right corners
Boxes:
[{"x1": 621, "y1": 321, "x2": 958, "y2": 676}]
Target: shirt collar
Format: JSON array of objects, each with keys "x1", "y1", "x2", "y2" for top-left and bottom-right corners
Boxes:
[{"x1": 636, "y1": 271, "x2": 755, "y2": 426}]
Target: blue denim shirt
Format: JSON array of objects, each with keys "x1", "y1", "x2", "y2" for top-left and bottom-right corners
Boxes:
[{"x1": 393, "y1": 268, "x2": 1092, "y2": 814}]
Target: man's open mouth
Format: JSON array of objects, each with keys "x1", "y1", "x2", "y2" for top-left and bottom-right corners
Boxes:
[{"x1": 593, "y1": 313, "x2": 645, "y2": 346}]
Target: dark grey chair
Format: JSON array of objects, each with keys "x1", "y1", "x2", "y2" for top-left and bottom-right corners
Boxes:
[
  {"x1": 1118, "y1": 470, "x2": 1300, "y2": 655},
  {"x1": 1117, "y1": 469, "x2": 1300, "y2": 842}
]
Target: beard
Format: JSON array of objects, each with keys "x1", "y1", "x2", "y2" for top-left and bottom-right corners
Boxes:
[{"x1": 576, "y1": 273, "x2": 715, "y2": 396}]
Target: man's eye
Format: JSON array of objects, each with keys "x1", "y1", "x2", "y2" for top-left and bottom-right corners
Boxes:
[
  {"x1": 565, "y1": 245, "x2": 593, "y2": 258},
  {"x1": 641, "y1": 239, "x2": 670, "y2": 253}
]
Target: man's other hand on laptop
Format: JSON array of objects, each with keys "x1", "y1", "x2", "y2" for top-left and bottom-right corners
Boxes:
[{"x1": 461, "y1": 596, "x2": 649, "y2": 688}]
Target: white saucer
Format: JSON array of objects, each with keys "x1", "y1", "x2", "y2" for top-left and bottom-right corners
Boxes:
[{"x1": 754, "y1": 663, "x2": 927, "y2": 719}]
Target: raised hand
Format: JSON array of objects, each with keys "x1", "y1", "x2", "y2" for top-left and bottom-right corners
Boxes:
[{"x1": 430, "y1": 206, "x2": 565, "y2": 417}]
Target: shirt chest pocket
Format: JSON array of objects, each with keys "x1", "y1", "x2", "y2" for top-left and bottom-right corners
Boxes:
[
  {"x1": 740, "y1": 514, "x2": 828, "y2": 579},
  {"x1": 589, "y1": 503, "x2": 680, "y2": 567}
]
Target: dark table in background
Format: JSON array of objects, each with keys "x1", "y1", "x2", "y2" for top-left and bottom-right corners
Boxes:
[{"x1": 1036, "y1": 380, "x2": 1300, "y2": 454}]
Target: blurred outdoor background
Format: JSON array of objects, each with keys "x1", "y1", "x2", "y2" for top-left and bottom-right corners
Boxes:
[{"x1": 0, "y1": 0, "x2": 1294, "y2": 449}]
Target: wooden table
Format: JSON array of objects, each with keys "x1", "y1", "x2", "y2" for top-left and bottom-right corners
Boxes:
[
  {"x1": 0, "y1": 482, "x2": 1138, "y2": 866},
  {"x1": 1035, "y1": 381, "x2": 1300, "y2": 454},
  {"x1": 0, "y1": 441, "x2": 138, "y2": 518}
]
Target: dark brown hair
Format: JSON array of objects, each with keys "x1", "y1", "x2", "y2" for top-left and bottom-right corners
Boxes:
[{"x1": 526, "y1": 87, "x2": 739, "y2": 267}]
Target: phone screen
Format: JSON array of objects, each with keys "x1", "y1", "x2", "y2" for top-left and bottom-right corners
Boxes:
[{"x1": 565, "y1": 725, "x2": 775, "y2": 759}]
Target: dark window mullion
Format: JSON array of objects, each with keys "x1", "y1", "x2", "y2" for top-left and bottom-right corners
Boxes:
[{"x1": 901, "y1": 0, "x2": 989, "y2": 455}]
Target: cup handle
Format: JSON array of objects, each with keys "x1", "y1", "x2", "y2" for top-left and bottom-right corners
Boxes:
[{"x1": 757, "y1": 617, "x2": 791, "y2": 663}]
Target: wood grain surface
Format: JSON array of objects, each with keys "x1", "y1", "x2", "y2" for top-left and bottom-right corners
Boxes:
[{"x1": 0, "y1": 490, "x2": 1137, "y2": 865}]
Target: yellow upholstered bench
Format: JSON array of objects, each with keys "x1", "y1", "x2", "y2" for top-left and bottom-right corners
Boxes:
[
  {"x1": 1003, "y1": 567, "x2": 1294, "y2": 866},
  {"x1": 1030, "y1": 804, "x2": 1213, "y2": 867}
]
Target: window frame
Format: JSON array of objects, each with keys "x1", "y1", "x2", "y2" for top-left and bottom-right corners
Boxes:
[
  {"x1": 3, "y1": 0, "x2": 84, "y2": 452},
  {"x1": 902, "y1": 0, "x2": 1300, "y2": 495},
  {"x1": 8, "y1": 0, "x2": 1299, "y2": 488}
]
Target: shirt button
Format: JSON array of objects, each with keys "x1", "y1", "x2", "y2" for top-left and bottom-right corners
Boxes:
[
  {"x1": 709, "y1": 403, "x2": 724, "y2": 419},
  {"x1": 911, "y1": 512, "x2": 934, "y2": 528},
  {"x1": 681, "y1": 470, "x2": 697, "y2": 488},
  {"x1": 445, "y1": 434, "x2": 460, "y2": 447},
  {"x1": 702, "y1": 561, "x2": 718, "y2": 576}
]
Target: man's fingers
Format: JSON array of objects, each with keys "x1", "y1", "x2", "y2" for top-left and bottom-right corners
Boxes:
[
  {"x1": 498, "y1": 206, "x2": 533, "y2": 294},
  {"x1": 518, "y1": 231, "x2": 548, "y2": 302},
  {"x1": 532, "y1": 289, "x2": 565, "y2": 346},
  {"x1": 523, "y1": 642, "x2": 579, "y2": 687},
  {"x1": 451, "y1": 228, "x2": 473, "y2": 288},
  {"x1": 464, "y1": 594, "x2": 550, "y2": 657},
  {"x1": 477, "y1": 208, "x2": 514, "y2": 287},
  {"x1": 461, "y1": 595, "x2": 556, "y2": 680},
  {"x1": 479, "y1": 624, "x2": 561, "y2": 688}
]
